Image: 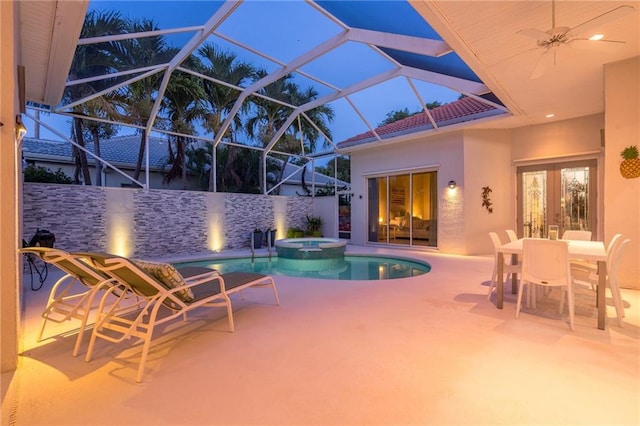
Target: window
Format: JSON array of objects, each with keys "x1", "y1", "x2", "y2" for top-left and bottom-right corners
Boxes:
[{"x1": 367, "y1": 170, "x2": 438, "y2": 247}]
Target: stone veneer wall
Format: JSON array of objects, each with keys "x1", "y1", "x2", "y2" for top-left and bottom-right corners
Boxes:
[{"x1": 23, "y1": 183, "x2": 312, "y2": 259}]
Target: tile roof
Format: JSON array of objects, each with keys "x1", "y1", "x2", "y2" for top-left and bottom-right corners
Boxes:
[
  {"x1": 337, "y1": 97, "x2": 505, "y2": 149},
  {"x1": 22, "y1": 136, "x2": 348, "y2": 188},
  {"x1": 22, "y1": 134, "x2": 169, "y2": 169},
  {"x1": 279, "y1": 162, "x2": 349, "y2": 188}
]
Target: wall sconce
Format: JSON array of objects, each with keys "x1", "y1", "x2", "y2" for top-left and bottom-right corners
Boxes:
[
  {"x1": 16, "y1": 115, "x2": 27, "y2": 142},
  {"x1": 448, "y1": 180, "x2": 457, "y2": 189}
]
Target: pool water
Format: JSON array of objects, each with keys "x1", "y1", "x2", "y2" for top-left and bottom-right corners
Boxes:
[{"x1": 177, "y1": 255, "x2": 430, "y2": 281}]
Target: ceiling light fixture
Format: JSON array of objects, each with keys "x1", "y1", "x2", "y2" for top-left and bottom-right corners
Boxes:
[
  {"x1": 589, "y1": 34, "x2": 605, "y2": 41},
  {"x1": 545, "y1": 113, "x2": 555, "y2": 118}
]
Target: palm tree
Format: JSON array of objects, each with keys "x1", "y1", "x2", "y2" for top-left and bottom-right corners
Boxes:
[
  {"x1": 65, "y1": 10, "x2": 127, "y2": 185},
  {"x1": 197, "y1": 43, "x2": 256, "y2": 191},
  {"x1": 161, "y1": 66, "x2": 207, "y2": 189},
  {"x1": 82, "y1": 99, "x2": 117, "y2": 186},
  {"x1": 185, "y1": 145, "x2": 211, "y2": 190},
  {"x1": 246, "y1": 71, "x2": 334, "y2": 194},
  {"x1": 111, "y1": 17, "x2": 172, "y2": 183}
]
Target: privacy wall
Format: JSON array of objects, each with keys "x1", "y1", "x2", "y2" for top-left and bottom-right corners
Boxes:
[{"x1": 23, "y1": 183, "x2": 312, "y2": 259}]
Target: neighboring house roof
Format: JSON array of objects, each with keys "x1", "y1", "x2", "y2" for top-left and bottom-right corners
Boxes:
[
  {"x1": 337, "y1": 97, "x2": 505, "y2": 149},
  {"x1": 22, "y1": 135, "x2": 170, "y2": 170},
  {"x1": 277, "y1": 162, "x2": 349, "y2": 189},
  {"x1": 22, "y1": 136, "x2": 349, "y2": 189}
]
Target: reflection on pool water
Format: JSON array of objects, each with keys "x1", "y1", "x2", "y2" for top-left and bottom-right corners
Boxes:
[{"x1": 176, "y1": 255, "x2": 431, "y2": 281}]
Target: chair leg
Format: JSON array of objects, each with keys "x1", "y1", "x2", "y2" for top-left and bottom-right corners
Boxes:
[
  {"x1": 72, "y1": 286, "x2": 102, "y2": 357},
  {"x1": 515, "y1": 281, "x2": 526, "y2": 318},
  {"x1": 567, "y1": 286, "x2": 575, "y2": 331},
  {"x1": 269, "y1": 278, "x2": 280, "y2": 305},
  {"x1": 271, "y1": 284, "x2": 280, "y2": 305},
  {"x1": 136, "y1": 327, "x2": 155, "y2": 384},
  {"x1": 223, "y1": 294, "x2": 235, "y2": 333},
  {"x1": 37, "y1": 316, "x2": 49, "y2": 342},
  {"x1": 487, "y1": 262, "x2": 497, "y2": 300},
  {"x1": 609, "y1": 281, "x2": 625, "y2": 327}
]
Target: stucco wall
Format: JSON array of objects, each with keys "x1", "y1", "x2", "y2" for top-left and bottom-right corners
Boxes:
[
  {"x1": 510, "y1": 113, "x2": 605, "y2": 238},
  {"x1": 349, "y1": 132, "x2": 466, "y2": 253},
  {"x1": 1, "y1": 0, "x2": 20, "y2": 373},
  {"x1": 23, "y1": 183, "x2": 313, "y2": 259},
  {"x1": 511, "y1": 114, "x2": 604, "y2": 161},
  {"x1": 463, "y1": 129, "x2": 513, "y2": 255},
  {"x1": 604, "y1": 57, "x2": 640, "y2": 290},
  {"x1": 347, "y1": 115, "x2": 616, "y2": 257}
]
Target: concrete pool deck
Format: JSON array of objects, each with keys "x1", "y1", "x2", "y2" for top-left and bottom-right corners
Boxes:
[{"x1": 3, "y1": 245, "x2": 639, "y2": 425}]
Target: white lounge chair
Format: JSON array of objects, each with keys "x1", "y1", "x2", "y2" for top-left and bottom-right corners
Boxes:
[
  {"x1": 81, "y1": 252, "x2": 279, "y2": 382},
  {"x1": 18, "y1": 247, "x2": 128, "y2": 356}
]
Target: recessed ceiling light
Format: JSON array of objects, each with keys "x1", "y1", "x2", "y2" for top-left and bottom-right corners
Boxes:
[
  {"x1": 545, "y1": 113, "x2": 555, "y2": 118},
  {"x1": 589, "y1": 34, "x2": 604, "y2": 41}
]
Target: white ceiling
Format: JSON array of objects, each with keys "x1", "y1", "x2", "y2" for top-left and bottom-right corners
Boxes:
[
  {"x1": 412, "y1": 0, "x2": 640, "y2": 128},
  {"x1": 16, "y1": 1, "x2": 640, "y2": 134},
  {"x1": 17, "y1": 0, "x2": 88, "y2": 107}
]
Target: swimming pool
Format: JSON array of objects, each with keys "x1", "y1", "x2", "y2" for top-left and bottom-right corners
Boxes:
[{"x1": 176, "y1": 255, "x2": 430, "y2": 281}]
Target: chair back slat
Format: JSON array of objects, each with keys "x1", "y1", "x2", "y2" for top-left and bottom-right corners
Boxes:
[
  {"x1": 522, "y1": 239, "x2": 570, "y2": 286},
  {"x1": 78, "y1": 252, "x2": 162, "y2": 298},
  {"x1": 609, "y1": 239, "x2": 630, "y2": 279},
  {"x1": 21, "y1": 247, "x2": 108, "y2": 287}
]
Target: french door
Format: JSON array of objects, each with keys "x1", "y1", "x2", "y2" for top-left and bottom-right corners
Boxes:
[{"x1": 516, "y1": 160, "x2": 597, "y2": 239}]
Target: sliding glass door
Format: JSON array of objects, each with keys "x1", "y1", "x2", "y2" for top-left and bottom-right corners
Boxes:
[
  {"x1": 367, "y1": 170, "x2": 438, "y2": 247},
  {"x1": 516, "y1": 160, "x2": 597, "y2": 239}
]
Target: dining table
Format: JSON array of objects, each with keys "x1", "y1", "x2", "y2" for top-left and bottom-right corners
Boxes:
[{"x1": 496, "y1": 238, "x2": 608, "y2": 330}]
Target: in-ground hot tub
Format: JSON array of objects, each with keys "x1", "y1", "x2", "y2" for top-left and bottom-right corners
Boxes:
[{"x1": 275, "y1": 237, "x2": 346, "y2": 260}]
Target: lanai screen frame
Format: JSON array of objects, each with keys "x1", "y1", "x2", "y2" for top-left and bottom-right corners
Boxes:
[{"x1": 29, "y1": 0, "x2": 507, "y2": 193}]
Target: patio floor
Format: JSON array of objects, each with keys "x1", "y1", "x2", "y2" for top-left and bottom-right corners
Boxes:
[{"x1": 2, "y1": 245, "x2": 639, "y2": 425}]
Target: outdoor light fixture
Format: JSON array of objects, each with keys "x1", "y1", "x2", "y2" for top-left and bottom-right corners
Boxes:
[
  {"x1": 15, "y1": 115, "x2": 27, "y2": 141},
  {"x1": 448, "y1": 180, "x2": 457, "y2": 189}
]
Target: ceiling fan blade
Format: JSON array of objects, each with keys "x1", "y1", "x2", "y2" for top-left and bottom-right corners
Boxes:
[
  {"x1": 570, "y1": 38, "x2": 627, "y2": 52},
  {"x1": 530, "y1": 49, "x2": 558, "y2": 79},
  {"x1": 566, "y1": 5, "x2": 636, "y2": 37},
  {"x1": 517, "y1": 28, "x2": 551, "y2": 41}
]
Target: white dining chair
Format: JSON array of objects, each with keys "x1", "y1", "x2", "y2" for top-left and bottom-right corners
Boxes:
[
  {"x1": 505, "y1": 229, "x2": 518, "y2": 242},
  {"x1": 571, "y1": 233, "x2": 622, "y2": 290},
  {"x1": 562, "y1": 230, "x2": 592, "y2": 241},
  {"x1": 487, "y1": 232, "x2": 521, "y2": 300},
  {"x1": 516, "y1": 238, "x2": 574, "y2": 331},
  {"x1": 572, "y1": 238, "x2": 630, "y2": 327}
]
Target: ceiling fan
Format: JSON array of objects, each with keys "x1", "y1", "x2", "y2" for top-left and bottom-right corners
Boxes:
[{"x1": 516, "y1": 1, "x2": 636, "y2": 79}]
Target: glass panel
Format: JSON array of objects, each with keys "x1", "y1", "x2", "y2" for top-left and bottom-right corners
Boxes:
[
  {"x1": 561, "y1": 166, "x2": 590, "y2": 232},
  {"x1": 390, "y1": 175, "x2": 410, "y2": 246},
  {"x1": 411, "y1": 172, "x2": 436, "y2": 247},
  {"x1": 338, "y1": 193, "x2": 351, "y2": 240},
  {"x1": 367, "y1": 177, "x2": 386, "y2": 243},
  {"x1": 522, "y1": 171, "x2": 547, "y2": 238}
]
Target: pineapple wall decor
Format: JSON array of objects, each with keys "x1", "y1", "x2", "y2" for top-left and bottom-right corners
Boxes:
[{"x1": 620, "y1": 145, "x2": 640, "y2": 179}]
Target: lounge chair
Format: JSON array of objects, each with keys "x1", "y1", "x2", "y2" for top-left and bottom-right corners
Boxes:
[
  {"x1": 18, "y1": 247, "x2": 128, "y2": 357},
  {"x1": 81, "y1": 252, "x2": 280, "y2": 383}
]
